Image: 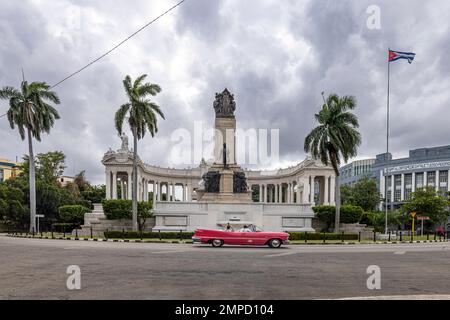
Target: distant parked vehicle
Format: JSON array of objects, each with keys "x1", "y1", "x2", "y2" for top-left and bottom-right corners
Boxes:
[{"x1": 192, "y1": 224, "x2": 289, "y2": 248}]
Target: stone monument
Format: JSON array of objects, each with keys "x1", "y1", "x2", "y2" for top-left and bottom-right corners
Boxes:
[{"x1": 196, "y1": 89, "x2": 252, "y2": 203}]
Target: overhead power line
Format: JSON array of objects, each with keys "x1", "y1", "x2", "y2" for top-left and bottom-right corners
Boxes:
[{"x1": 0, "y1": 0, "x2": 188, "y2": 119}]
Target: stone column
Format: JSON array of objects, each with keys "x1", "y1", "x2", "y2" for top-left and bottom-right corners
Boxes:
[
  {"x1": 105, "y1": 170, "x2": 111, "y2": 199},
  {"x1": 144, "y1": 179, "x2": 148, "y2": 201},
  {"x1": 172, "y1": 183, "x2": 176, "y2": 201},
  {"x1": 153, "y1": 181, "x2": 157, "y2": 203},
  {"x1": 324, "y1": 176, "x2": 329, "y2": 205},
  {"x1": 112, "y1": 171, "x2": 117, "y2": 199},
  {"x1": 329, "y1": 176, "x2": 335, "y2": 205},
  {"x1": 400, "y1": 174, "x2": 405, "y2": 201},
  {"x1": 187, "y1": 184, "x2": 192, "y2": 202},
  {"x1": 259, "y1": 184, "x2": 263, "y2": 203},
  {"x1": 302, "y1": 178, "x2": 309, "y2": 204},
  {"x1": 412, "y1": 172, "x2": 416, "y2": 193},
  {"x1": 182, "y1": 184, "x2": 186, "y2": 202},
  {"x1": 310, "y1": 176, "x2": 315, "y2": 205},
  {"x1": 127, "y1": 172, "x2": 132, "y2": 201},
  {"x1": 424, "y1": 171, "x2": 427, "y2": 187},
  {"x1": 274, "y1": 184, "x2": 278, "y2": 203},
  {"x1": 264, "y1": 184, "x2": 268, "y2": 203}
]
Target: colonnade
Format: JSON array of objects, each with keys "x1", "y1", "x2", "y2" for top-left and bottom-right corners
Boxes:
[{"x1": 105, "y1": 169, "x2": 193, "y2": 203}]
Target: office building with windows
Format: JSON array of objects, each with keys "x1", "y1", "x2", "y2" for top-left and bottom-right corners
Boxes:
[
  {"x1": 372, "y1": 145, "x2": 450, "y2": 210},
  {"x1": 339, "y1": 158, "x2": 376, "y2": 186}
]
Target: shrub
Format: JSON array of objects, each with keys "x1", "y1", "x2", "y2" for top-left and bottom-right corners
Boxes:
[
  {"x1": 52, "y1": 223, "x2": 76, "y2": 233},
  {"x1": 288, "y1": 232, "x2": 358, "y2": 241},
  {"x1": 312, "y1": 205, "x2": 335, "y2": 231},
  {"x1": 340, "y1": 205, "x2": 364, "y2": 224},
  {"x1": 313, "y1": 205, "x2": 364, "y2": 229},
  {"x1": 102, "y1": 230, "x2": 358, "y2": 241},
  {"x1": 359, "y1": 211, "x2": 376, "y2": 226},
  {"x1": 102, "y1": 199, "x2": 132, "y2": 220},
  {"x1": 101, "y1": 199, "x2": 153, "y2": 223},
  {"x1": 104, "y1": 230, "x2": 194, "y2": 239},
  {"x1": 58, "y1": 205, "x2": 89, "y2": 226}
]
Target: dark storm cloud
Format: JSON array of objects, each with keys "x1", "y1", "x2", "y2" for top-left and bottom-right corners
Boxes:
[{"x1": 1, "y1": 0, "x2": 450, "y2": 183}]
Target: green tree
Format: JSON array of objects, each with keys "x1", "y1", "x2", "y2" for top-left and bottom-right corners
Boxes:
[
  {"x1": 401, "y1": 187, "x2": 449, "y2": 227},
  {"x1": 371, "y1": 211, "x2": 402, "y2": 233},
  {"x1": 304, "y1": 93, "x2": 361, "y2": 232},
  {"x1": 115, "y1": 74, "x2": 165, "y2": 230},
  {"x1": 0, "y1": 183, "x2": 29, "y2": 229},
  {"x1": 22, "y1": 151, "x2": 66, "y2": 184},
  {"x1": 341, "y1": 177, "x2": 381, "y2": 211},
  {"x1": 0, "y1": 81, "x2": 60, "y2": 231}
]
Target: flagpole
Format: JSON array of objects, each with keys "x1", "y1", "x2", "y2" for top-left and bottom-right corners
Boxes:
[{"x1": 385, "y1": 49, "x2": 390, "y2": 235}]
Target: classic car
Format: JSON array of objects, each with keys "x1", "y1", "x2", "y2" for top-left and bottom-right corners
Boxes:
[{"x1": 192, "y1": 224, "x2": 289, "y2": 248}]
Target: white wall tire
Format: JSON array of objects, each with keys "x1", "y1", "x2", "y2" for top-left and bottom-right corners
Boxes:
[
  {"x1": 211, "y1": 239, "x2": 224, "y2": 247},
  {"x1": 268, "y1": 239, "x2": 282, "y2": 248}
]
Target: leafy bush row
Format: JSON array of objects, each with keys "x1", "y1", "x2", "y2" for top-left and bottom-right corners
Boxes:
[
  {"x1": 288, "y1": 232, "x2": 358, "y2": 241},
  {"x1": 104, "y1": 230, "x2": 194, "y2": 239},
  {"x1": 58, "y1": 205, "x2": 90, "y2": 225},
  {"x1": 101, "y1": 199, "x2": 152, "y2": 220},
  {"x1": 103, "y1": 230, "x2": 358, "y2": 241}
]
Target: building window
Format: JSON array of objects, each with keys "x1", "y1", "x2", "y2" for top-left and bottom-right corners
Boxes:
[
  {"x1": 404, "y1": 173, "x2": 412, "y2": 199},
  {"x1": 0, "y1": 169, "x2": 3, "y2": 182},
  {"x1": 415, "y1": 172, "x2": 424, "y2": 190},
  {"x1": 439, "y1": 171, "x2": 448, "y2": 193},
  {"x1": 394, "y1": 175, "x2": 402, "y2": 202},
  {"x1": 427, "y1": 171, "x2": 435, "y2": 187}
]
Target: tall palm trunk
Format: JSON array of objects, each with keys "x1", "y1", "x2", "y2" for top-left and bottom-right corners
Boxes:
[
  {"x1": 132, "y1": 127, "x2": 138, "y2": 231},
  {"x1": 334, "y1": 173, "x2": 341, "y2": 233},
  {"x1": 27, "y1": 128, "x2": 36, "y2": 233},
  {"x1": 330, "y1": 153, "x2": 340, "y2": 233}
]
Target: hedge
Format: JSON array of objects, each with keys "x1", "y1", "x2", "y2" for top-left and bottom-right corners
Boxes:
[
  {"x1": 52, "y1": 223, "x2": 77, "y2": 233},
  {"x1": 103, "y1": 230, "x2": 358, "y2": 241},
  {"x1": 58, "y1": 205, "x2": 90, "y2": 225},
  {"x1": 288, "y1": 232, "x2": 358, "y2": 241},
  {"x1": 101, "y1": 199, "x2": 152, "y2": 220},
  {"x1": 104, "y1": 230, "x2": 194, "y2": 239}
]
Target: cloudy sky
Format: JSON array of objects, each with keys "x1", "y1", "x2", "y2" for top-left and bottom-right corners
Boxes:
[{"x1": 1, "y1": 0, "x2": 449, "y2": 184}]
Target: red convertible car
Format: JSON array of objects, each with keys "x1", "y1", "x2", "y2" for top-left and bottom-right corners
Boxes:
[{"x1": 192, "y1": 224, "x2": 289, "y2": 248}]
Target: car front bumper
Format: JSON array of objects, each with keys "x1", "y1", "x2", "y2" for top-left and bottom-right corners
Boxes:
[
  {"x1": 282, "y1": 240, "x2": 290, "y2": 245},
  {"x1": 192, "y1": 237, "x2": 202, "y2": 243}
]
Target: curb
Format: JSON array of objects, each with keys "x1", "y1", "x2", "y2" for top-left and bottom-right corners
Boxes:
[{"x1": 5, "y1": 234, "x2": 447, "y2": 246}]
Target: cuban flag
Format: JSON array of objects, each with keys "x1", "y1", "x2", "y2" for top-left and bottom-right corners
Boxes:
[{"x1": 389, "y1": 50, "x2": 416, "y2": 64}]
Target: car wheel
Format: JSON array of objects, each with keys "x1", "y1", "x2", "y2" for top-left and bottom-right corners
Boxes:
[
  {"x1": 268, "y1": 239, "x2": 282, "y2": 248},
  {"x1": 211, "y1": 239, "x2": 224, "y2": 247}
]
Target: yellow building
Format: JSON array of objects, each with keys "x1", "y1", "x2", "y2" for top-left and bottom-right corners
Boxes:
[{"x1": 0, "y1": 158, "x2": 22, "y2": 182}]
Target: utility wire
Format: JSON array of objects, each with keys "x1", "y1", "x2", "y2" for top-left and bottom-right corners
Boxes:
[{"x1": 0, "y1": 0, "x2": 187, "y2": 118}]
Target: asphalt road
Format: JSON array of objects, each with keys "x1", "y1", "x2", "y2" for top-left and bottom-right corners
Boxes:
[{"x1": 1, "y1": 234, "x2": 450, "y2": 300}]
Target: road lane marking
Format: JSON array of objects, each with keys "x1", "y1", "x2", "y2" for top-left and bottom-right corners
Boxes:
[
  {"x1": 265, "y1": 251, "x2": 299, "y2": 258},
  {"x1": 151, "y1": 250, "x2": 190, "y2": 254}
]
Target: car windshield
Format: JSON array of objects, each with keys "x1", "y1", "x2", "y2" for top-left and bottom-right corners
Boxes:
[{"x1": 237, "y1": 225, "x2": 262, "y2": 232}]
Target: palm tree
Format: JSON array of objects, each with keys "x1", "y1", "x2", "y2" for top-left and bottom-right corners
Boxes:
[
  {"x1": 0, "y1": 81, "x2": 60, "y2": 232},
  {"x1": 115, "y1": 74, "x2": 165, "y2": 231},
  {"x1": 304, "y1": 93, "x2": 361, "y2": 232}
]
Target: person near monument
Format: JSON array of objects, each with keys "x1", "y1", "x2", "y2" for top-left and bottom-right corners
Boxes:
[{"x1": 225, "y1": 223, "x2": 234, "y2": 232}]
